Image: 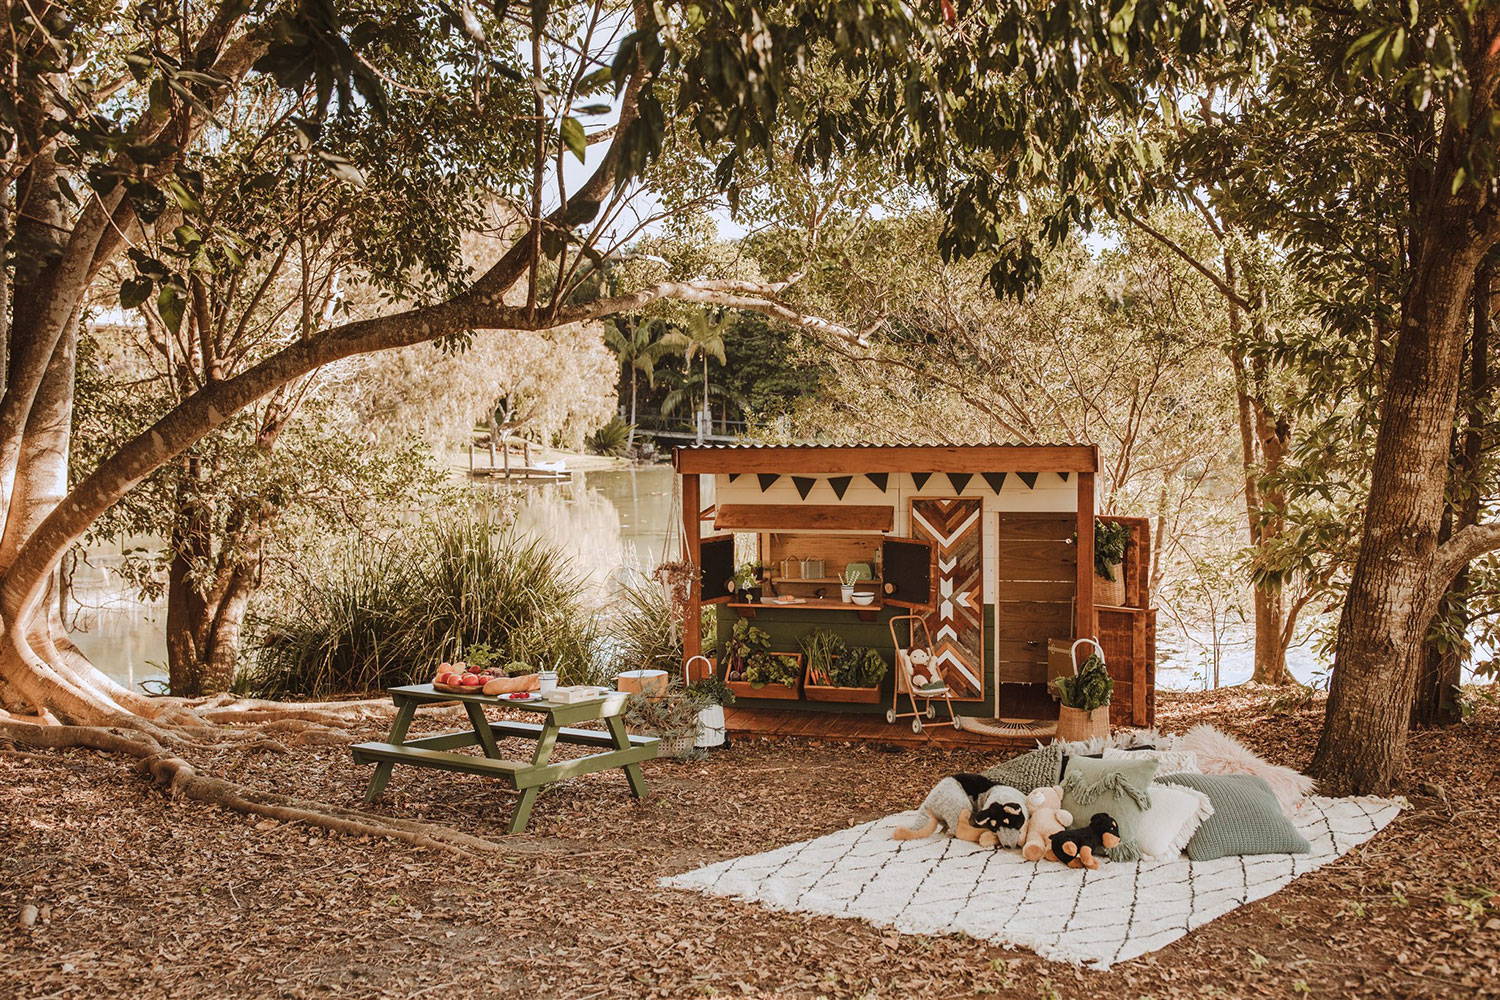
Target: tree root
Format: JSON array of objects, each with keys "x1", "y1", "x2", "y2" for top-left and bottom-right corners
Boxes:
[
  {"x1": 187, "y1": 693, "x2": 395, "y2": 726},
  {"x1": 0, "y1": 722, "x2": 509, "y2": 856}
]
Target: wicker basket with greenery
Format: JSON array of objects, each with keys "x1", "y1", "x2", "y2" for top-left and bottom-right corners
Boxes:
[{"x1": 1052, "y1": 647, "x2": 1113, "y2": 742}]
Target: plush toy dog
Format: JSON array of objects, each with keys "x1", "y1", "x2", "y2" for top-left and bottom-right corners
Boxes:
[
  {"x1": 1046, "y1": 812, "x2": 1121, "y2": 870},
  {"x1": 975, "y1": 784, "x2": 1029, "y2": 848},
  {"x1": 894, "y1": 775, "x2": 1024, "y2": 848},
  {"x1": 1020, "y1": 785, "x2": 1073, "y2": 862}
]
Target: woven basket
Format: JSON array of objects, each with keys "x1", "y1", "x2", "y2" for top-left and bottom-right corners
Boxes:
[
  {"x1": 658, "y1": 733, "x2": 697, "y2": 759},
  {"x1": 1055, "y1": 705, "x2": 1110, "y2": 743},
  {"x1": 1095, "y1": 567, "x2": 1126, "y2": 607}
]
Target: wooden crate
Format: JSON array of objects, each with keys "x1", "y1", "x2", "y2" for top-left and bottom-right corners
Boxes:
[
  {"x1": 1098, "y1": 607, "x2": 1149, "y2": 727},
  {"x1": 724, "y1": 652, "x2": 803, "y2": 701},
  {"x1": 804, "y1": 682, "x2": 882, "y2": 704}
]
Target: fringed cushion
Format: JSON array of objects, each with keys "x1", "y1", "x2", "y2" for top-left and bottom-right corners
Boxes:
[
  {"x1": 1103, "y1": 747, "x2": 1202, "y2": 775},
  {"x1": 1059, "y1": 755, "x2": 1160, "y2": 862},
  {"x1": 1134, "y1": 783, "x2": 1215, "y2": 858}
]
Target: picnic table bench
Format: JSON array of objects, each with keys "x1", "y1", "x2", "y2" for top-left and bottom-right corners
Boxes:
[{"x1": 351, "y1": 684, "x2": 659, "y2": 833}]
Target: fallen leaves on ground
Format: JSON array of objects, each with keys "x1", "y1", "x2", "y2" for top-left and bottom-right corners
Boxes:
[{"x1": 2, "y1": 688, "x2": 1497, "y2": 999}]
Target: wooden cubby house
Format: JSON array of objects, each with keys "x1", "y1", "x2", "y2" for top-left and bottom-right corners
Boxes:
[{"x1": 674, "y1": 444, "x2": 1156, "y2": 742}]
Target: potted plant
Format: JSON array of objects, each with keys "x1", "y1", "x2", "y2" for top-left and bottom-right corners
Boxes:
[
  {"x1": 1051, "y1": 644, "x2": 1113, "y2": 742},
  {"x1": 732, "y1": 561, "x2": 766, "y2": 603},
  {"x1": 802, "y1": 628, "x2": 889, "y2": 703},
  {"x1": 686, "y1": 675, "x2": 735, "y2": 749},
  {"x1": 623, "y1": 684, "x2": 704, "y2": 759},
  {"x1": 1094, "y1": 519, "x2": 1131, "y2": 607}
]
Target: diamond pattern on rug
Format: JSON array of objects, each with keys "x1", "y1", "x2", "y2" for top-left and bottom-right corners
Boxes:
[{"x1": 660, "y1": 796, "x2": 1401, "y2": 970}]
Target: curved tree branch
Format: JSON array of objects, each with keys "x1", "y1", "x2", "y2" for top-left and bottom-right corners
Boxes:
[{"x1": 1430, "y1": 522, "x2": 1500, "y2": 613}]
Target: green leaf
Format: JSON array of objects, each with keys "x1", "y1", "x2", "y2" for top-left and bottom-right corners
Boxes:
[
  {"x1": 157, "y1": 283, "x2": 185, "y2": 334},
  {"x1": 560, "y1": 116, "x2": 587, "y2": 162},
  {"x1": 314, "y1": 149, "x2": 367, "y2": 186},
  {"x1": 118, "y1": 277, "x2": 153, "y2": 310},
  {"x1": 165, "y1": 178, "x2": 202, "y2": 215}
]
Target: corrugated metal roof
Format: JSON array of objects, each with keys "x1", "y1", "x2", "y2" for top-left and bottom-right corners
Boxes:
[{"x1": 675, "y1": 441, "x2": 1084, "y2": 450}]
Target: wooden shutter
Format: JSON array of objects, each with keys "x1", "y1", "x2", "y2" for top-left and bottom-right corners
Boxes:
[
  {"x1": 699, "y1": 535, "x2": 735, "y2": 604},
  {"x1": 881, "y1": 537, "x2": 934, "y2": 608}
]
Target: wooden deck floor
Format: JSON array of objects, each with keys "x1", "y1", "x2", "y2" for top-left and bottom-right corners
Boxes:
[{"x1": 723, "y1": 707, "x2": 1051, "y2": 749}]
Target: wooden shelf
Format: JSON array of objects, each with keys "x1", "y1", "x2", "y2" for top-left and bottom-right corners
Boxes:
[
  {"x1": 731, "y1": 598, "x2": 882, "y2": 621},
  {"x1": 770, "y1": 576, "x2": 879, "y2": 586}
]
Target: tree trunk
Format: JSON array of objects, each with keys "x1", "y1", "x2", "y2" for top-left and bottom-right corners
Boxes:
[
  {"x1": 627, "y1": 364, "x2": 638, "y2": 447},
  {"x1": 1411, "y1": 255, "x2": 1493, "y2": 726},
  {"x1": 1224, "y1": 251, "x2": 1298, "y2": 687},
  {"x1": 1311, "y1": 228, "x2": 1486, "y2": 794}
]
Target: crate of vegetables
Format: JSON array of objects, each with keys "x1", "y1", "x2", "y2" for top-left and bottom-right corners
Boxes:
[{"x1": 800, "y1": 628, "x2": 889, "y2": 703}]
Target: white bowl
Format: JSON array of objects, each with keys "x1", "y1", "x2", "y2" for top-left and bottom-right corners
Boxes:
[{"x1": 851, "y1": 592, "x2": 876, "y2": 606}]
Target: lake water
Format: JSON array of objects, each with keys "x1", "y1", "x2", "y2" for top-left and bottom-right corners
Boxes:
[{"x1": 68, "y1": 463, "x2": 1331, "y2": 693}]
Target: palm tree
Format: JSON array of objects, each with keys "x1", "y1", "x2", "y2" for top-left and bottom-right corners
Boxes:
[
  {"x1": 659, "y1": 310, "x2": 732, "y2": 443},
  {"x1": 603, "y1": 317, "x2": 668, "y2": 447}
]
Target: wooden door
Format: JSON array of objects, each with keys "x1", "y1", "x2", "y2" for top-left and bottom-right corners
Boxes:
[
  {"x1": 994, "y1": 512, "x2": 1076, "y2": 686},
  {"x1": 910, "y1": 497, "x2": 985, "y2": 701},
  {"x1": 699, "y1": 535, "x2": 735, "y2": 604},
  {"x1": 881, "y1": 537, "x2": 934, "y2": 608}
]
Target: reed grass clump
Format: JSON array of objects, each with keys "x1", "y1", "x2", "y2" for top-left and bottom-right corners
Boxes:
[{"x1": 244, "y1": 518, "x2": 604, "y2": 697}]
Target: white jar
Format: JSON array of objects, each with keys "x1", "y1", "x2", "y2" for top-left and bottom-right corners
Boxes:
[{"x1": 538, "y1": 670, "x2": 559, "y2": 695}]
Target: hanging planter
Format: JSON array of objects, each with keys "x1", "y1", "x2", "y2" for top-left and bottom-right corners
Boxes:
[{"x1": 1093, "y1": 519, "x2": 1131, "y2": 607}]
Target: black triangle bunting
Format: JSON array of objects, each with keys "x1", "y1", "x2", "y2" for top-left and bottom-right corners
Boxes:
[
  {"x1": 865, "y1": 473, "x2": 889, "y2": 492},
  {"x1": 828, "y1": 475, "x2": 853, "y2": 500},
  {"x1": 911, "y1": 472, "x2": 932, "y2": 491},
  {"x1": 727, "y1": 473, "x2": 740, "y2": 482},
  {"x1": 1058, "y1": 471, "x2": 1070, "y2": 482},
  {"x1": 792, "y1": 476, "x2": 817, "y2": 500},
  {"x1": 757, "y1": 473, "x2": 779, "y2": 492},
  {"x1": 1017, "y1": 472, "x2": 1039, "y2": 489},
  {"x1": 947, "y1": 472, "x2": 973, "y2": 494},
  {"x1": 982, "y1": 472, "x2": 1007, "y2": 493}
]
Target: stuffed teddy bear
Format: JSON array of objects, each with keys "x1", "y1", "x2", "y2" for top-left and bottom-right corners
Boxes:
[
  {"x1": 1019, "y1": 785, "x2": 1073, "y2": 862},
  {"x1": 1046, "y1": 812, "x2": 1121, "y2": 870},
  {"x1": 907, "y1": 648, "x2": 933, "y2": 687}
]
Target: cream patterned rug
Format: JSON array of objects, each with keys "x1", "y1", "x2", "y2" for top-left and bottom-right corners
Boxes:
[{"x1": 661, "y1": 796, "x2": 1401, "y2": 969}]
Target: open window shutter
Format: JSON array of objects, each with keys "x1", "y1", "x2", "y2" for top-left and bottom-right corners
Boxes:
[
  {"x1": 881, "y1": 537, "x2": 934, "y2": 608},
  {"x1": 699, "y1": 536, "x2": 735, "y2": 604}
]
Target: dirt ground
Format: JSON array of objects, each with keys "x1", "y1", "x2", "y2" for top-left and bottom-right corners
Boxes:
[{"x1": 3, "y1": 688, "x2": 1498, "y2": 999}]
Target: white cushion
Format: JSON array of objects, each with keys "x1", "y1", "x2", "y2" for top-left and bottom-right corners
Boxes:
[
  {"x1": 1103, "y1": 747, "x2": 1201, "y2": 774},
  {"x1": 1134, "y1": 783, "x2": 1215, "y2": 858}
]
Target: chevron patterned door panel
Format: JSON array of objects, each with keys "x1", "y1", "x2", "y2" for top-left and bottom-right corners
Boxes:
[{"x1": 909, "y1": 497, "x2": 985, "y2": 701}]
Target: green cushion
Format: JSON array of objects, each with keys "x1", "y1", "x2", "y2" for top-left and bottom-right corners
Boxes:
[
  {"x1": 1059, "y1": 755, "x2": 1159, "y2": 861},
  {"x1": 981, "y1": 744, "x2": 1065, "y2": 794},
  {"x1": 1160, "y1": 773, "x2": 1311, "y2": 860}
]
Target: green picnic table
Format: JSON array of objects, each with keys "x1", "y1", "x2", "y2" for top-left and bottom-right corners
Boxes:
[{"x1": 351, "y1": 684, "x2": 659, "y2": 833}]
